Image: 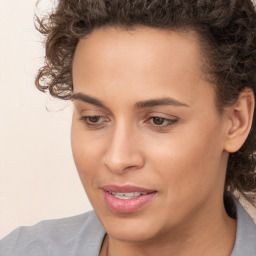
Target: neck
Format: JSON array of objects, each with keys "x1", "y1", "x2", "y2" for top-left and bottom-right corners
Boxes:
[{"x1": 103, "y1": 203, "x2": 237, "y2": 256}]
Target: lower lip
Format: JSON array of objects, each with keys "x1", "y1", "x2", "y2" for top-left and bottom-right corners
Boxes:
[{"x1": 103, "y1": 191, "x2": 157, "y2": 213}]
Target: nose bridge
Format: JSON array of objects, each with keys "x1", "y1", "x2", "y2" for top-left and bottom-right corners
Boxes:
[{"x1": 104, "y1": 119, "x2": 143, "y2": 173}]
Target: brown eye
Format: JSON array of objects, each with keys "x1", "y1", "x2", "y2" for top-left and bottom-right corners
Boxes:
[
  {"x1": 88, "y1": 116, "x2": 101, "y2": 123},
  {"x1": 147, "y1": 116, "x2": 178, "y2": 128},
  {"x1": 152, "y1": 117, "x2": 165, "y2": 125},
  {"x1": 79, "y1": 115, "x2": 110, "y2": 128}
]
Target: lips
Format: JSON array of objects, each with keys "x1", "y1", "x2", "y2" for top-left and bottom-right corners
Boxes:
[{"x1": 101, "y1": 185, "x2": 157, "y2": 213}]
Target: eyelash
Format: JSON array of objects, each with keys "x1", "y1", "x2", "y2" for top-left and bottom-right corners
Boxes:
[
  {"x1": 79, "y1": 115, "x2": 178, "y2": 129},
  {"x1": 79, "y1": 116, "x2": 109, "y2": 128},
  {"x1": 147, "y1": 116, "x2": 178, "y2": 128}
]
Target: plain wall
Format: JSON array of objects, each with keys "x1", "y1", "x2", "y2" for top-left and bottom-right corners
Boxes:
[
  {"x1": 1, "y1": 0, "x2": 255, "y2": 240},
  {"x1": 0, "y1": 0, "x2": 92, "y2": 239}
]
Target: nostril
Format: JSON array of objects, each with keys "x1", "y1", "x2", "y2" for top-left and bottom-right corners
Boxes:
[
  {"x1": 103, "y1": 154, "x2": 144, "y2": 174},
  {"x1": 125, "y1": 165, "x2": 136, "y2": 170}
]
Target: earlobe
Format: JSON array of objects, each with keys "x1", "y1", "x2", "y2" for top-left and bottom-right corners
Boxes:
[{"x1": 224, "y1": 88, "x2": 255, "y2": 153}]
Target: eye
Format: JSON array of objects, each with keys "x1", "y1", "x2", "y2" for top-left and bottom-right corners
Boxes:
[
  {"x1": 79, "y1": 115, "x2": 109, "y2": 128},
  {"x1": 148, "y1": 116, "x2": 178, "y2": 127},
  {"x1": 87, "y1": 116, "x2": 102, "y2": 123},
  {"x1": 151, "y1": 117, "x2": 166, "y2": 125}
]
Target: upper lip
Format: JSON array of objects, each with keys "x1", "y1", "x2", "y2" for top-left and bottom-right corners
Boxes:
[{"x1": 101, "y1": 185, "x2": 156, "y2": 193}]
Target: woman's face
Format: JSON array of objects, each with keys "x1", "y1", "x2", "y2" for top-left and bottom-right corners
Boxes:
[{"x1": 71, "y1": 27, "x2": 230, "y2": 241}]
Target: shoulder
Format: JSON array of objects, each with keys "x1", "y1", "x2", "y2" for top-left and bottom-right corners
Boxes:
[
  {"x1": 231, "y1": 201, "x2": 256, "y2": 256},
  {"x1": 0, "y1": 211, "x2": 106, "y2": 256}
]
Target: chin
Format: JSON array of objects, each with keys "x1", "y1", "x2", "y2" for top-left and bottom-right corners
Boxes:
[
  {"x1": 99, "y1": 211, "x2": 162, "y2": 242},
  {"x1": 108, "y1": 226, "x2": 156, "y2": 242}
]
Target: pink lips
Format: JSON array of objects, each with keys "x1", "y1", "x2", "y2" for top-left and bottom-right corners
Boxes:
[{"x1": 102, "y1": 185, "x2": 157, "y2": 213}]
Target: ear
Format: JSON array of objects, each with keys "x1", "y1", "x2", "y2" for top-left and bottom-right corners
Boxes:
[{"x1": 223, "y1": 88, "x2": 255, "y2": 153}]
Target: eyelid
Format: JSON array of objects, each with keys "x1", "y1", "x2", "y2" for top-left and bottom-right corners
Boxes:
[
  {"x1": 144, "y1": 112, "x2": 179, "y2": 128},
  {"x1": 79, "y1": 115, "x2": 111, "y2": 128},
  {"x1": 145, "y1": 111, "x2": 178, "y2": 120},
  {"x1": 73, "y1": 102, "x2": 112, "y2": 116},
  {"x1": 148, "y1": 116, "x2": 178, "y2": 125},
  {"x1": 78, "y1": 108, "x2": 111, "y2": 128},
  {"x1": 79, "y1": 107, "x2": 112, "y2": 119}
]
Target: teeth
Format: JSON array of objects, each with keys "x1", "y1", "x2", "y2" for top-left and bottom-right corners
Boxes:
[{"x1": 109, "y1": 191, "x2": 149, "y2": 199}]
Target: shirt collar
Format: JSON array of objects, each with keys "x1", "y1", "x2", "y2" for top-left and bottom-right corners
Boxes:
[{"x1": 231, "y1": 200, "x2": 256, "y2": 256}]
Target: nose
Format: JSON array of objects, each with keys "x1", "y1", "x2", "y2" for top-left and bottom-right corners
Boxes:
[{"x1": 103, "y1": 123, "x2": 144, "y2": 174}]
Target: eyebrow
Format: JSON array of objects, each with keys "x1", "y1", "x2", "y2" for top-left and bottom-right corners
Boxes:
[
  {"x1": 135, "y1": 97, "x2": 189, "y2": 108},
  {"x1": 71, "y1": 92, "x2": 189, "y2": 109},
  {"x1": 71, "y1": 93, "x2": 107, "y2": 108}
]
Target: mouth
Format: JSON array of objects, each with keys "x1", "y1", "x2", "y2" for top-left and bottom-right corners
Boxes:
[
  {"x1": 101, "y1": 185, "x2": 157, "y2": 213},
  {"x1": 108, "y1": 191, "x2": 150, "y2": 199}
]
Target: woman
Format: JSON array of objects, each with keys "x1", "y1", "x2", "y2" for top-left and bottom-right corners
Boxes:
[{"x1": 1, "y1": 0, "x2": 256, "y2": 255}]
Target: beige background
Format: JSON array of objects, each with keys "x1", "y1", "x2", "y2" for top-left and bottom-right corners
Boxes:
[
  {"x1": 0, "y1": 0, "x2": 92, "y2": 239},
  {"x1": 0, "y1": 0, "x2": 255, "y2": 240}
]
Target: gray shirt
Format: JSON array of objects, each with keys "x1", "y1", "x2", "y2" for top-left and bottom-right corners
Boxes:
[{"x1": 1, "y1": 201, "x2": 255, "y2": 256}]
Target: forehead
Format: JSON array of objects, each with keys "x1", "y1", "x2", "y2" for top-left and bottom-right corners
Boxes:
[
  {"x1": 73, "y1": 27, "x2": 203, "y2": 78},
  {"x1": 72, "y1": 27, "x2": 216, "y2": 110}
]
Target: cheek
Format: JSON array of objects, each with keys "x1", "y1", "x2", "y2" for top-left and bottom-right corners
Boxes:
[
  {"x1": 71, "y1": 121, "x2": 103, "y2": 184},
  {"x1": 148, "y1": 121, "x2": 224, "y2": 199}
]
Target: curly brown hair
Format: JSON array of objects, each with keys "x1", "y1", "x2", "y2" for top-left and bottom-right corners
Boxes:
[{"x1": 35, "y1": 0, "x2": 256, "y2": 216}]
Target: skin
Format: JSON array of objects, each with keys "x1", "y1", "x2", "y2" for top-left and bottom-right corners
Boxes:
[{"x1": 71, "y1": 27, "x2": 253, "y2": 256}]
